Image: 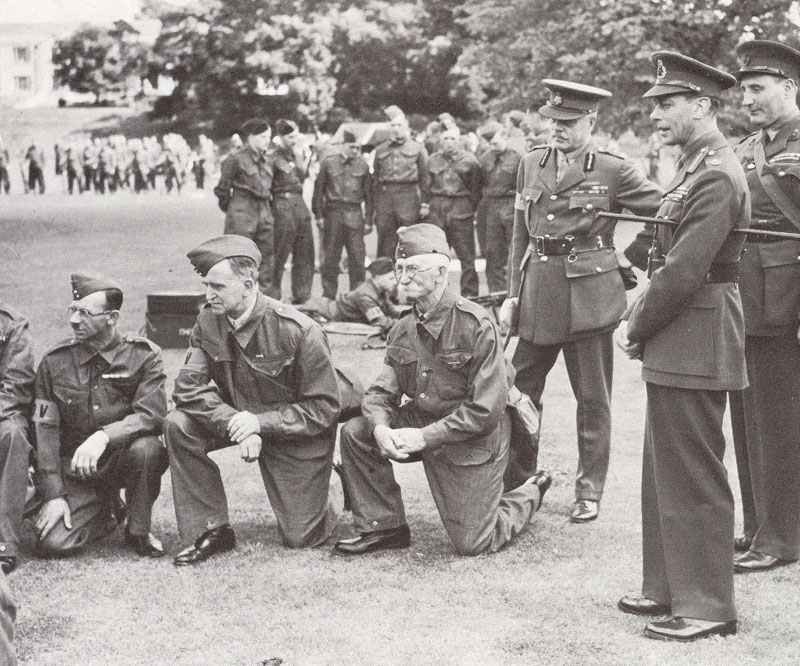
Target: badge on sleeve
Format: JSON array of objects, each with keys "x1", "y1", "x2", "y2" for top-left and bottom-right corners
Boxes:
[{"x1": 33, "y1": 399, "x2": 60, "y2": 426}]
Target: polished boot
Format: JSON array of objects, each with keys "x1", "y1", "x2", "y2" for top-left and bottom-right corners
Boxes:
[
  {"x1": 333, "y1": 525, "x2": 411, "y2": 555},
  {"x1": 617, "y1": 595, "x2": 670, "y2": 616},
  {"x1": 173, "y1": 524, "x2": 236, "y2": 566},
  {"x1": 734, "y1": 550, "x2": 794, "y2": 574},
  {"x1": 570, "y1": 499, "x2": 599, "y2": 523},
  {"x1": 733, "y1": 535, "x2": 752, "y2": 553},
  {"x1": 126, "y1": 530, "x2": 165, "y2": 558},
  {"x1": 644, "y1": 617, "x2": 737, "y2": 642},
  {"x1": 0, "y1": 556, "x2": 16, "y2": 575}
]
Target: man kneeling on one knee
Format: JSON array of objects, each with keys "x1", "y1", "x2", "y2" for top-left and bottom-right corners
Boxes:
[
  {"x1": 166, "y1": 235, "x2": 342, "y2": 566},
  {"x1": 32, "y1": 273, "x2": 168, "y2": 558},
  {"x1": 334, "y1": 223, "x2": 551, "y2": 556}
]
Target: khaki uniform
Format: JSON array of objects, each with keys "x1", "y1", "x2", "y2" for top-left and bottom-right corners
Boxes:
[
  {"x1": 479, "y1": 147, "x2": 521, "y2": 292},
  {"x1": 300, "y1": 278, "x2": 396, "y2": 332},
  {"x1": 509, "y1": 142, "x2": 661, "y2": 500},
  {"x1": 165, "y1": 294, "x2": 341, "y2": 548},
  {"x1": 426, "y1": 149, "x2": 483, "y2": 297},
  {"x1": 271, "y1": 146, "x2": 314, "y2": 303},
  {"x1": 312, "y1": 150, "x2": 372, "y2": 298},
  {"x1": 214, "y1": 147, "x2": 277, "y2": 295},
  {"x1": 0, "y1": 306, "x2": 35, "y2": 562},
  {"x1": 627, "y1": 129, "x2": 749, "y2": 622},
  {"x1": 730, "y1": 115, "x2": 800, "y2": 559},
  {"x1": 372, "y1": 138, "x2": 430, "y2": 258},
  {"x1": 339, "y1": 287, "x2": 542, "y2": 555},
  {"x1": 32, "y1": 333, "x2": 168, "y2": 554}
]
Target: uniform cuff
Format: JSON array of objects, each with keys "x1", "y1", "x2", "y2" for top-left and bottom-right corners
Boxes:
[
  {"x1": 257, "y1": 410, "x2": 282, "y2": 435},
  {"x1": 38, "y1": 472, "x2": 65, "y2": 502},
  {"x1": 421, "y1": 422, "x2": 447, "y2": 449}
]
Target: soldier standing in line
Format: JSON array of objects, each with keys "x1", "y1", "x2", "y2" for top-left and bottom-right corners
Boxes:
[
  {"x1": 271, "y1": 119, "x2": 315, "y2": 304},
  {"x1": 0, "y1": 139, "x2": 10, "y2": 194},
  {"x1": 213, "y1": 118, "x2": 277, "y2": 297},
  {"x1": 500, "y1": 80, "x2": 662, "y2": 520},
  {"x1": 616, "y1": 52, "x2": 748, "y2": 642},
  {"x1": 25, "y1": 142, "x2": 45, "y2": 194},
  {"x1": 425, "y1": 127, "x2": 483, "y2": 297},
  {"x1": 372, "y1": 109, "x2": 430, "y2": 259},
  {"x1": 479, "y1": 127, "x2": 521, "y2": 293},
  {"x1": 312, "y1": 130, "x2": 372, "y2": 299},
  {"x1": 728, "y1": 40, "x2": 800, "y2": 573}
]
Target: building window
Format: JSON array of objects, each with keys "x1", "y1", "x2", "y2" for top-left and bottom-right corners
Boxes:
[
  {"x1": 15, "y1": 76, "x2": 32, "y2": 91},
  {"x1": 13, "y1": 47, "x2": 30, "y2": 63}
]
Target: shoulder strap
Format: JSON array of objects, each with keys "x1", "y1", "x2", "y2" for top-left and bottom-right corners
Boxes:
[{"x1": 753, "y1": 140, "x2": 800, "y2": 231}]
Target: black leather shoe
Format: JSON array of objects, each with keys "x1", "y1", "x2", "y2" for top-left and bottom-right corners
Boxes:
[
  {"x1": 0, "y1": 556, "x2": 17, "y2": 575},
  {"x1": 734, "y1": 550, "x2": 794, "y2": 574},
  {"x1": 734, "y1": 535, "x2": 752, "y2": 553},
  {"x1": 333, "y1": 525, "x2": 411, "y2": 555},
  {"x1": 173, "y1": 525, "x2": 236, "y2": 566},
  {"x1": 570, "y1": 499, "x2": 599, "y2": 523},
  {"x1": 644, "y1": 617, "x2": 737, "y2": 642},
  {"x1": 126, "y1": 531, "x2": 165, "y2": 558},
  {"x1": 527, "y1": 471, "x2": 552, "y2": 513},
  {"x1": 617, "y1": 595, "x2": 670, "y2": 616}
]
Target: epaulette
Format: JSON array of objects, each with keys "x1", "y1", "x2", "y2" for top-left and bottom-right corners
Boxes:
[
  {"x1": 122, "y1": 334, "x2": 161, "y2": 352},
  {"x1": 597, "y1": 148, "x2": 626, "y2": 161},
  {"x1": 41, "y1": 337, "x2": 79, "y2": 358},
  {"x1": 455, "y1": 297, "x2": 492, "y2": 324},
  {"x1": 686, "y1": 146, "x2": 709, "y2": 174},
  {"x1": 529, "y1": 144, "x2": 550, "y2": 151},
  {"x1": 272, "y1": 302, "x2": 314, "y2": 330},
  {"x1": 737, "y1": 131, "x2": 759, "y2": 145}
]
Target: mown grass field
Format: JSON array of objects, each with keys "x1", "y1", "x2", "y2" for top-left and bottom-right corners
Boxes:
[{"x1": 1, "y1": 184, "x2": 799, "y2": 665}]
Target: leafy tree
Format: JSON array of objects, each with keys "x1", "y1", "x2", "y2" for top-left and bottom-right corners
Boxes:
[
  {"x1": 53, "y1": 24, "x2": 147, "y2": 103},
  {"x1": 458, "y1": 0, "x2": 800, "y2": 135}
]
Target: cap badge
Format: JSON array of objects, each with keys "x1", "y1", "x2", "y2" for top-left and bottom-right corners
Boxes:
[
  {"x1": 656, "y1": 59, "x2": 667, "y2": 81},
  {"x1": 551, "y1": 93, "x2": 562, "y2": 107}
]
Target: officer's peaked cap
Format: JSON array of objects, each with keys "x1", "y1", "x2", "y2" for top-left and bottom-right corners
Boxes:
[
  {"x1": 643, "y1": 51, "x2": 736, "y2": 98},
  {"x1": 538, "y1": 79, "x2": 612, "y2": 121},
  {"x1": 735, "y1": 39, "x2": 800, "y2": 83}
]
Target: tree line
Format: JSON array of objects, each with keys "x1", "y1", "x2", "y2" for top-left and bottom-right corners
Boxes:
[{"x1": 53, "y1": 0, "x2": 799, "y2": 137}]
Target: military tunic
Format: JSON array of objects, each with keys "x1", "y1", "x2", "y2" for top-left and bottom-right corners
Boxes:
[
  {"x1": 214, "y1": 146, "x2": 277, "y2": 296},
  {"x1": 0, "y1": 306, "x2": 34, "y2": 562},
  {"x1": 372, "y1": 138, "x2": 430, "y2": 258},
  {"x1": 32, "y1": 333, "x2": 168, "y2": 553},
  {"x1": 730, "y1": 114, "x2": 800, "y2": 560},
  {"x1": 312, "y1": 149, "x2": 372, "y2": 298},
  {"x1": 426, "y1": 149, "x2": 483, "y2": 297},
  {"x1": 271, "y1": 145, "x2": 315, "y2": 303},
  {"x1": 339, "y1": 287, "x2": 542, "y2": 555},
  {"x1": 165, "y1": 293, "x2": 342, "y2": 548},
  {"x1": 627, "y1": 129, "x2": 749, "y2": 622},
  {"x1": 479, "y1": 147, "x2": 520, "y2": 292},
  {"x1": 509, "y1": 141, "x2": 662, "y2": 501}
]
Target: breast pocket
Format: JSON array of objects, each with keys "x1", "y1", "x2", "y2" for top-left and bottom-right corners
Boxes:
[
  {"x1": 243, "y1": 354, "x2": 294, "y2": 402},
  {"x1": 53, "y1": 383, "x2": 90, "y2": 428},
  {"x1": 386, "y1": 345, "x2": 418, "y2": 396},
  {"x1": 432, "y1": 349, "x2": 472, "y2": 401}
]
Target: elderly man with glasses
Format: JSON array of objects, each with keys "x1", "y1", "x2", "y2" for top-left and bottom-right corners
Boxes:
[
  {"x1": 30, "y1": 273, "x2": 168, "y2": 558},
  {"x1": 334, "y1": 223, "x2": 551, "y2": 557}
]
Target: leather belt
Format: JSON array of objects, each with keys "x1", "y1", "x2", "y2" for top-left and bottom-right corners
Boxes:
[
  {"x1": 705, "y1": 263, "x2": 739, "y2": 283},
  {"x1": 746, "y1": 219, "x2": 797, "y2": 243},
  {"x1": 430, "y1": 192, "x2": 470, "y2": 199},
  {"x1": 273, "y1": 190, "x2": 303, "y2": 198},
  {"x1": 530, "y1": 234, "x2": 612, "y2": 256}
]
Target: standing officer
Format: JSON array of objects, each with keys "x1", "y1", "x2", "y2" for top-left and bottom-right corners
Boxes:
[
  {"x1": 213, "y1": 118, "x2": 277, "y2": 297},
  {"x1": 372, "y1": 110, "x2": 430, "y2": 258},
  {"x1": 426, "y1": 127, "x2": 482, "y2": 297},
  {"x1": 500, "y1": 80, "x2": 662, "y2": 522},
  {"x1": 312, "y1": 130, "x2": 372, "y2": 299},
  {"x1": 479, "y1": 127, "x2": 521, "y2": 293},
  {"x1": 165, "y1": 236, "x2": 341, "y2": 565},
  {"x1": 32, "y1": 273, "x2": 168, "y2": 558},
  {"x1": 616, "y1": 52, "x2": 748, "y2": 642},
  {"x1": 729, "y1": 40, "x2": 800, "y2": 572},
  {"x1": 271, "y1": 119, "x2": 315, "y2": 304},
  {"x1": 0, "y1": 304, "x2": 35, "y2": 575},
  {"x1": 334, "y1": 224, "x2": 551, "y2": 556}
]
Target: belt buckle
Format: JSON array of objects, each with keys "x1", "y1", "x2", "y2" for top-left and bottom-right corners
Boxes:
[
  {"x1": 564, "y1": 235, "x2": 577, "y2": 262},
  {"x1": 534, "y1": 236, "x2": 545, "y2": 255}
]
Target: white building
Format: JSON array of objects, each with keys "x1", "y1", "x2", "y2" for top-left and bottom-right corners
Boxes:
[{"x1": 0, "y1": 23, "x2": 56, "y2": 106}]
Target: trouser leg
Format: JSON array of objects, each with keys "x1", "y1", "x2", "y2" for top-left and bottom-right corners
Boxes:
[
  {"x1": 645, "y1": 383, "x2": 735, "y2": 622},
  {"x1": 343, "y1": 224, "x2": 366, "y2": 290},
  {"x1": 0, "y1": 571, "x2": 14, "y2": 666},
  {"x1": 562, "y1": 334, "x2": 613, "y2": 501},
  {"x1": 746, "y1": 333, "x2": 800, "y2": 560},
  {"x1": 446, "y1": 215, "x2": 478, "y2": 297},
  {"x1": 164, "y1": 410, "x2": 232, "y2": 544},
  {"x1": 511, "y1": 339, "x2": 561, "y2": 410},
  {"x1": 253, "y1": 202, "x2": 277, "y2": 298},
  {"x1": 730, "y1": 389, "x2": 757, "y2": 541},
  {"x1": 641, "y1": 408, "x2": 670, "y2": 606},
  {"x1": 0, "y1": 418, "x2": 31, "y2": 559},
  {"x1": 272, "y1": 198, "x2": 296, "y2": 301},
  {"x1": 339, "y1": 416, "x2": 408, "y2": 533},
  {"x1": 257, "y1": 428, "x2": 338, "y2": 547},
  {"x1": 101, "y1": 436, "x2": 168, "y2": 536},
  {"x1": 321, "y1": 214, "x2": 346, "y2": 299},
  {"x1": 289, "y1": 198, "x2": 315, "y2": 302},
  {"x1": 424, "y1": 412, "x2": 540, "y2": 555},
  {"x1": 374, "y1": 198, "x2": 399, "y2": 260},
  {"x1": 484, "y1": 199, "x2": 514, "y2": 293}
]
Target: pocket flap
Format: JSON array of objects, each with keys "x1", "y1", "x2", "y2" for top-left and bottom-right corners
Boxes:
[
  {"x1": 386, "y1": 344, "x2": 417, "y2": 366},
  {"x1": 564, "y1": 249, "x2": 619, "y2": 278},
  {"x1": 759, "y1": 241, "x2": 800, "y2": 268},
  {"x1": 249, "y1": 354, "x2": 293, "y2": 377},
  {"x1": 437, "y1": 349, "x2": 472, "y2": 369},
  {"x1": 441, "y1": 443, "x2": 493, "y2": 466}
]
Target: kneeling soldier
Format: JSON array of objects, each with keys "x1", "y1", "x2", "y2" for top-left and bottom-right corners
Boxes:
[
  {"x1": 334, "y1": 224, "x2": 551, "y2": 556},
  {"x1": 166, "y1": 235, "x2": 342, "y2": 565},
  {"x1": 32, "y1": 273, "x2": 168, "y2": 558}
]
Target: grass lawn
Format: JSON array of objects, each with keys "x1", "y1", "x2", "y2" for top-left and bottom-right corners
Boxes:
[{"x1": 1, "y1": 190, "x2": 799, "y2": 665}]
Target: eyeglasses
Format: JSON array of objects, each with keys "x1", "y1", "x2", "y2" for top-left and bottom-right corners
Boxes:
[
  {"x1": 394, "y1": 263, "x2": 437, "y2": 280},
  {"x1": 67, "y1": 306, "x2": 114, "y2": 318}
]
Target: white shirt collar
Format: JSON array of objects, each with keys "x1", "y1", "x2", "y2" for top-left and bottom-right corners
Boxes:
[{"x1": 227, "y1": 294, "x2": 258, "y2": 330}]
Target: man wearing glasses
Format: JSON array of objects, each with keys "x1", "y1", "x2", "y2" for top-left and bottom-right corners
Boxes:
[
  {"x1": 334, "y1": 224, "x2": 551, "y2": 556},
  {"x1": 30, "y1": 273, "x2": 168, "y2": 558}
]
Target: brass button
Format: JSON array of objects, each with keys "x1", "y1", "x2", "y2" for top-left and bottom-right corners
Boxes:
[
  {"x1": 549, "y1": 194, "x2": 558, "y2": 200},
  {"x1": 546, "y1": 213, "x2": 555, "y2": 221},
  {"x1": 541, "y1": 255, "x2": 549, "y2": 262}
]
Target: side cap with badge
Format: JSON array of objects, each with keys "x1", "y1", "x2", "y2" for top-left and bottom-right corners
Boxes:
[
  {"x1": 395, "y1": 223, "x2": 449, "y2": 259},
  {"x1": 643, "y1": 51, "x2": 736, "y2": 99},
  {"x1": 70, "y1": 272, "x2": 122, "y2": 301},
  {"x1": 187, "y1": 234, "x2": 263, "y2": 276},
  {"x1": 538, "y1": 79, "x2": 612, "y2": 121}
]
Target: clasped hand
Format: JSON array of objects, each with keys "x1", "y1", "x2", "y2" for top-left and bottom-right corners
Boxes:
[{"x1": 373, "y1": 425, "x2": 426, "y2": 461}]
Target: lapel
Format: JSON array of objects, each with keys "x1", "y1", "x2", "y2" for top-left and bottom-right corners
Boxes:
[
  {"x1": 231, "y1": 293, "x2": 269, "y2": 351},
  {"x1": 554, "y1": 145, "x2": 590, "y2": 194},
  {"x1": 763, "y1": 115, "x2": 800, "y2": 160}
]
